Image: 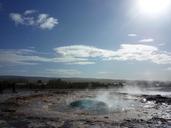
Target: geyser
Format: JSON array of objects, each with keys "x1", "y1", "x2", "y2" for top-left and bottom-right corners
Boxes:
[{"x1": 70, "y1": 99, "x2": 109, "y2": 114}]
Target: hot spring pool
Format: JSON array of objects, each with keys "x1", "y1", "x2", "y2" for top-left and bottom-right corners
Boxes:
[
  {"x1": 70, "y1": 99, "x2": 109, "y2": 113},
  {"x1": 49, "y1": 96, "x2": 141, "y2": 115}
]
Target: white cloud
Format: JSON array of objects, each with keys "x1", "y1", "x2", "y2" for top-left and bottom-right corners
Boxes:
[
  {"x1": 139, "y1": 38, "x2": 154, "y2": 43},
  {"x1": 0, "y1": 44, "x2": 171, "y2": 66},
  {"x1": 54, "y1": 44, "x2": 171, "y2": 65},
  {"x1": 9, "y1": 10, "x2": 58, "y2": 30},
  {"x1": 54, "y1": 45, "x2": 114, "y2": 58},
  {"x1": 10, "y1": 13, "x2": 24, "y2": 24},
  {"x1": 128, "y1": 34, "x2": 137, "y2": 37},
  {"x1": 54, "y1": 45, "x2": 114, "y2": 64},
  {"x1": 37, "y1": 14, "x2": 58, "y2": 29},
  {"x1": 111, "y1": 44, "x2": 171, "y2": 64},
  {"x1": 112, "y1": 44, "x2": 158, "y2": 61}
]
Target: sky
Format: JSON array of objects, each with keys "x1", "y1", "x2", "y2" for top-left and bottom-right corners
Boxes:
[{"x1": 0, "y1": 0, "x2": 171, "y2": 81}]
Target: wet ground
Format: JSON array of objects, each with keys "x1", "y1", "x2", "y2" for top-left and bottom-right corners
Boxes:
[{"x1": 0, "y1": 88, "x2": 171, "y2": 128}]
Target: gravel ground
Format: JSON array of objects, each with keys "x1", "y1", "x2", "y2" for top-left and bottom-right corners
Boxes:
[{"x1": 0, "y1": 89, "x2": 171, "y2": 128}]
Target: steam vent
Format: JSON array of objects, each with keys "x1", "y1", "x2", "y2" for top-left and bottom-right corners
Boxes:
[{"x1": 70, "y1": 99, "x2": 109, "y2": 114}]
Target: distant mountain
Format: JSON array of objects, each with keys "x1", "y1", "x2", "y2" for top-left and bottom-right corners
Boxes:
[
  {"x1": 0, "y1": 75, "x2": 52, "y2": 82},
  {"x1": 0, "y1": 75, "x2": 124, "y2": 83},
  {"x1": 0, "y1": 75, "x2": 170, "y2": 85}
]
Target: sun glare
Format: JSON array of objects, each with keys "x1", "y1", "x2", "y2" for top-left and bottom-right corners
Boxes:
[{"x1": 137, "y1": 0, "x2": 171, "y2": 16}]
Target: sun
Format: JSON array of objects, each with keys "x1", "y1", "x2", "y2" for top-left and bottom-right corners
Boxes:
[{"x1": 137, "y1": 0, "x2": 171, "y2": 16}]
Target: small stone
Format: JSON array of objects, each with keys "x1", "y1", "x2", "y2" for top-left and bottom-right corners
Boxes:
[{"x1": 104, "y1": 116, "x2": 109, "y2": 119}]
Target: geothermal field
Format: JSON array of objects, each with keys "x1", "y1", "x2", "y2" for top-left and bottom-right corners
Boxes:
[
  {"x1": 0, "y1": 79, "x2": 171, "y2": 128},
  {"x1": 1, "y1": 0, "x2": 171, "y2": 127}
]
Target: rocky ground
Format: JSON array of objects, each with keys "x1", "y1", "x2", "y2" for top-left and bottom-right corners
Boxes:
[{"x1": 0, "y1": 89, "x2": 171, "y2": 128}]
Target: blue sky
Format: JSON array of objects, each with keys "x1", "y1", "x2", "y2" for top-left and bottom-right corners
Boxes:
[{"x1": 0, "y1": 0, "x2": 171, "y2": 81}]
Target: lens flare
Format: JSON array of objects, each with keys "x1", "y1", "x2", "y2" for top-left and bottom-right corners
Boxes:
[{"x1": 137, "y1": 0, "x2": 170, "y2": 16}]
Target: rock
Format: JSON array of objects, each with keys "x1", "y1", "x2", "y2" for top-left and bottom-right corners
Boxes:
[
  {"x1": 142, "y1": 95, "x2": 171, "y2": 105},
  {"x1": 0, "y1": 120, "x2": 9, "y2": 128},
  {"x1": 104, "y1": 116, "x2": 109, "y2": 119},
  {"x1": 60, "y1": 121, "x2": 73, "y2": 128},
  {"x1": 1, "y1": 108, "x2": 16, "y2": 113}
]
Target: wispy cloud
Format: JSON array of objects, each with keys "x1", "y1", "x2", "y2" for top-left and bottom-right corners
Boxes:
[
  {"x1": 158, "y1": 43, "x2": 165, "y2": 46},
  {"x1": 0, "y1": 48, "x2": 94, "y2": 66},
  {"x1": 10, "y1": 13, "x2": 24, "y2": 24},
  {"x1": 98, "y1": 71, "x2": 113, "y2": 75},
  {"x1": 111, "y1": 44, "x2": 171, "y2": 64},
  {"x1": 54, "y1": 44, "x2": 171, "y2": 65},
  {"x1": 9, "y1": 10, "x2": 58, "y2": 30},
  {"x1": 54, "y1": 45, "x2": 114, "y2": 64},
  {"x1": 24, "y1": 10, "x2": 37, "y2": 15},
  {"x1": 166, "y1": 67, "x2": 171, "y2": 71},
  {"x1": 55, "y1": 45, "x2": 106, "y2": 58},
  {"x1": 139, "y1": 38, "x2": 154, "y2": 43},
  {"x1": 0, "y1": 44, "x2": 171, "y2": 66},
  {"x1": 68, "y1": 61, "x2": 95, "y2": 65},
  {"x1": 0, "y1": 49, "x2": 51, "y2": 65},
  {"x1": 46, "y1": 69, "x2": 81, "y2": 77},
  {"x1": 52, "y1": 56, "x2": 94, "y2": 65},
  {"x1": 128, "y1": 34, "x2": 137, "y2": 37}
]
